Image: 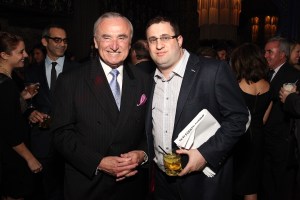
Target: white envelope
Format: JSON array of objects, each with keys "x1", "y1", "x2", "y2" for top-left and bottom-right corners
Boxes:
[{"x1": 174, "y1": 109, "x2": 220, "y2": 177}]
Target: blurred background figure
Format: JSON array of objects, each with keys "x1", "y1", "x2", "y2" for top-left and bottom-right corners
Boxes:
[
  {"x1": 230, "y1": 43, "x2": 272, "y2": 200},
  {"x1": 279, "y1": 81, "x2": 300, "y2": 200},
  {"x1": 130, "y1": 39, "x2": 156, "y2": 74},
  {"x1": 289, "y1": 40, "x2": 300, "y2": 70},
  {"x1": 262, "y1": 36, "x2": 300, "y2": 200},
  {"x1": 31, "y1": 43, "x2": 46, "y2": 65},
  {"x1": 0, "y1": 31, "x2": 42, "y2": 200},
  {"x1": 196, "y1": 46, "x2": 218, "y2": 59},
  {"x1": 214, "y1": 41, "x2": 229, "y2": 61},
  {"x1": 79, "y1": 38, "x2": 97, "y2": 63},
  {"x1": 24, "y1": 24, "x2": 79, "y2": 200}
]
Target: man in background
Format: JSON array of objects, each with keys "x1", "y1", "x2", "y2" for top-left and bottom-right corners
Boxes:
[
  {"x1": 25, "y1": 24, "x2": 79, "y2": 200},
  {"x1": 262, "y1": 36, "x2": 300, "y2": 200},
  {"x1": 130, "y1": 39, "x2": 156, "y2": 74}
]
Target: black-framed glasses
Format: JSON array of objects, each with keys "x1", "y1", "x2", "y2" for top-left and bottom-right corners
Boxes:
[
  {"x1": 45, "y1": 36, "x2": 68, "y2": 44},
  {"x1": 148, "y1": 35, "x2": 178, "y2": 44}
]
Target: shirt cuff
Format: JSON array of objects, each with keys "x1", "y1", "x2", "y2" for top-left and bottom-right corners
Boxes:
[
  {"x1": 95, "y1": 167, "x2": 101, "y2": 176},
  {"x1": 141, "y1": 151, "x2": 148, "y2": 165}
]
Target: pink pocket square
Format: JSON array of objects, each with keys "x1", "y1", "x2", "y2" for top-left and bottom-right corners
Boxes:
[{"x1": 137, "y1": 94, "x2": 147, "y2": 106}]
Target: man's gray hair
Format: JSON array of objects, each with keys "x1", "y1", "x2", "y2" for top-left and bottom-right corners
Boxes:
[
  {"x1": 267, "y1": 36, "x2": 290, "y2": 58},
  {"x1": 93, "y1": 12, "x2": 133, "y2": 39}
]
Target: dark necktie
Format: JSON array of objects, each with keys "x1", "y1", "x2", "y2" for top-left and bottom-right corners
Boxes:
[
  {"x1": 109, "y1": 69, "x2": 121, "y2": 110},
  {"x1": 267, "y1": 69, "x2": 275, "y2": 82},
  {"x1": 50, "y1": 62, "x2": 57, "y2": 92}
]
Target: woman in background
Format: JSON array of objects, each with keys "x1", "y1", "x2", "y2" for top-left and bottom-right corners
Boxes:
[
  {"x1": 230, "y1": 43, "x2": 272, "y2": 200},
  {"x1": 0, "y1": 32, "x2": 42, "y2": 200},
  {"x1": 289, "y1": 40, "x2": 300, "y2": 70}
]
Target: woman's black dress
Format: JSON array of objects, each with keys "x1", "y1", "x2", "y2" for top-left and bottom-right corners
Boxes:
[
  {"x1": 233, "y1": 90, "x2": 271, "y2": 195},
  {"x1": 0, "y1": 73, "x2": 33, "y2": 198}
]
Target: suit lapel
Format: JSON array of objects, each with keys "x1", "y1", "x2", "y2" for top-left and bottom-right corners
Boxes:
[
  {"x1": 174, "y1": 55, "x2": 200, "y2": 132},
  {"x1": 146, "y1": 78, "x2": 156, "y2": 159},
  {"x1": 107, "y1": 64, "x2": 138, "y2": 144},
  {"x1": 116, "y1": 64, "x2": 137, "y2": 128},
  {"x1": 146, "y1": 80, "x2": 155, "y2": 132},
  {"x1": 118, "y1": 65, "x2": 139, "y2": 134},
  {"x1": 86, "y1": 58, "x2": 119, "y2": 123}
]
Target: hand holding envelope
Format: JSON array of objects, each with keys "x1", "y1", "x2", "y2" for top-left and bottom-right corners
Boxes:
[{"x1": 174, "y1": 109, "x2": 221, "y2": 177}]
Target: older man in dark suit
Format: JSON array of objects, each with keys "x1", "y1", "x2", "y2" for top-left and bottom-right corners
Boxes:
[
  {"x1": 145, "y1": 16, "x2": 249, "y2": 200},
  {"x1": 262, "y1": 36, "x2": 300, "y2": 200},
  {"x1": 25, "y1": 24, "x2": 79, "y2": 200},
  {"x1": 52, "y1": 12, "x2": 150, "y2": 200}
]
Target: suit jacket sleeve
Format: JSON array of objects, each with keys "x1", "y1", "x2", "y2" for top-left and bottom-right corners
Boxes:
[
  {"x1": 284, "y1": 93, "x2": 300, "y2": 117},
  {"x1": 52, "y1": 71, "x2": 102, "y2": 179},
  {"x1": 198, "y1": 61, "x2": 249, "y2": 170}
]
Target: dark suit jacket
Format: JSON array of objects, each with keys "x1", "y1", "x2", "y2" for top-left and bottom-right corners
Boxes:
[
  {"x1": 52, "y1": 57, "x2": 150, "y2": 200},
  {"x1": 135, "y1": 60, "x2": 156, "y2": 74},
  {"x1": 145, "y1": 54, "x2": 249, "y2": 200},
  {"x1": 285, "y1": 93, "x2": 300, "y2": 116},
  {"x1": 263, "y1": 62, "x2": 300, "y2": 200},
  {"x1": 264, "y1": 62, "x2": 300, "y2": 161},
  {"x1": 285, "y1": 93, "x2": 300, "y2": 151},
  {"x1": 24, "y1": 58, "x2": 79, "y2": 158}
]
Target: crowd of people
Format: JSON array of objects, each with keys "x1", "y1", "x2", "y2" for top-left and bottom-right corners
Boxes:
[{"x1": 0, "y1": 11, "x2": 300, "y2": 200}]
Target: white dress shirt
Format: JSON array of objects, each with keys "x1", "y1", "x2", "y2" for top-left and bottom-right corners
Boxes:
[
  {"x1": 45, "y1": 56, "x2": 64, "y2": 88},
  {"x1": 100, "y1": 59, "x2": 123, "y2": 96},
  {"x1": 152, "y1": 50, "x2": 190, "y2": 171}
]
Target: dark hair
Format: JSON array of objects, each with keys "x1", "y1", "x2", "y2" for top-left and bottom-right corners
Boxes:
[
  {"x1": 196, "y1": 46, "x2": 218, "y2": 59},
  {"x1": 131, "y1": 40, "x2": 150, "y2": 60},
  {"x1": 32, "y1": 43, "x2": 46, "y2": 54},
  {"x1": 42, "y1": 24, "x2": 66, "y2": 38},
  {"x1": 145, "y1": 16, "x2": 180, "y2": 36},
  {"x1": 214, "y1": 42, "x2": 228, "y2": 52},
  {"x1": 230, "y1": 43, "x2": 268, "y2": 83},
  {"x1": 0, "y1": 31, "x2": 23, "y2": 55}
]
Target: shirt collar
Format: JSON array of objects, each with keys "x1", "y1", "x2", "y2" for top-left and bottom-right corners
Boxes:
[
  {"x1": 99, "y1": 58, "x2": 124, "y2": 78},
  {"x1": 274, "y1": 62, "x2": 285, "y2": 73},
  {"x1": 45, "y1": 56, "x2": 65, "y2": 67},
  {"x1": 154, "y1": 49, "x2": 190, "y2": 82}
]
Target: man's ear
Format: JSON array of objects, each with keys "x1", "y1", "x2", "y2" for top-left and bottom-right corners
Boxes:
[
  {"x1": 93, "y1": 37, "x2": 99, "y2": 49},
  {"x1": 41, "y1": 37, "x2": 48, "y2": 47},
  {"x1": 177, "y1": 35, "x2": 183, "y2": 48},
  {"x1": 281, "y1": 51, "x2": 287, "y2": 60}
]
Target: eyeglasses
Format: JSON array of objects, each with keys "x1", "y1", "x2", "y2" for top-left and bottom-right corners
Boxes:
[
  {"x1": 147, "y1": 35, "x2": 178, "y2": 44},
  {"x1": 45, "y1": 36, "x2": 68, "y2": 44}
]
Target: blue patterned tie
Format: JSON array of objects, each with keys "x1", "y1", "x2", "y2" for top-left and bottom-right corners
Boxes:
[{"x1": 109, "y1": 69, "x2": 121, "y2": 110}]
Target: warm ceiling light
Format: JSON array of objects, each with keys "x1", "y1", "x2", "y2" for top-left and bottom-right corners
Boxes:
[{"x1": 197, "y1": 0, "x2": 241, "y2": 26}]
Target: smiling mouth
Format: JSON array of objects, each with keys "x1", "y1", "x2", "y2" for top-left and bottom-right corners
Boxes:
[
  {"x1": 156, "y1": 52, "x2": 166, "y2": 56},
  {"x1": 107, "y1": 50, "x2": 120, "y2": 53},
  {"x1": 107, "y1": 52, "x2": 121, "y2": 56}
]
